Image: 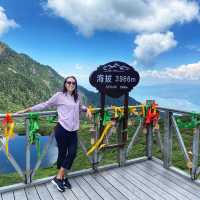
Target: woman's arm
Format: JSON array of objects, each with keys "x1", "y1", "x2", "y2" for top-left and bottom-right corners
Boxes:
[
  {"x1": 31, "y1": 92, "x2": 59, "y2": 111},
  {"x1": 16, "y1": 92, "x2": 59, "y2": 114}
]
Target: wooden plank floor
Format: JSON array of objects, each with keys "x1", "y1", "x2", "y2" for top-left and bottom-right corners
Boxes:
[{"x1": 1, "y1": 160, "x2": 200, "y2": 200}]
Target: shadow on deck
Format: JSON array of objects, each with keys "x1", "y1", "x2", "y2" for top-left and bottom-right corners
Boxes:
[{"x1": 1, "y1": 158, "x2": 200, "y2": 200}]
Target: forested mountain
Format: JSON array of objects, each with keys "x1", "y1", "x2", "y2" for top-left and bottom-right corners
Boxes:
[
  {"x1": 0, "y1": 42, "x2": 138, "y2": 112},
  {"x1": 78, "y1": 85, "x2": 138, "y2": 107}
]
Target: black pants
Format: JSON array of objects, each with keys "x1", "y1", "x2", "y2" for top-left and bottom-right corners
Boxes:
[{"x1": 54, "y1": 123, "x2": 78, "y2": 170}]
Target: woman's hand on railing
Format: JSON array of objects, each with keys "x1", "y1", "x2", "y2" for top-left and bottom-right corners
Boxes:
[
  {"x1": 86, "y1": 108, "x2": 92, "y2": 120},
  {"x1": 15, "y1": 107, "x2": 32, "y2": 114}
]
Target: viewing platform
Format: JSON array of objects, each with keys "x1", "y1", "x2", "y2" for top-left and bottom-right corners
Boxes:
[{"x1": 1, "y1": 158, "x2": 200, "y2": 200}]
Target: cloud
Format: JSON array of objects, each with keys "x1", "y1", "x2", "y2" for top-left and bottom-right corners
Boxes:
[
  {"x1": 133, "y1": 93, "x2": 200, "y2": 112},
  {"x1": 134, "y1": 32, "x2": 177, "y2": 65},
  {"x1": 186, "y1": 44, "x2": 200, "y2": 52},
  {"x1": 75, "y1": 64, "x2": 83, "y2": 70},
  {"x1": 141, "y1": 61, "x2": 200, "y2": 81},
  {"x1": 45, "y1": 0, "x2": 199, "y2": 65},
  {"x1": 57, "y1": 63, "x2": 92, "y2": 86},
  {"x1": 45, "y1": 0, "x2": 199, "y2": 36},
  {"x1": 0, "y1": 7, "x2": 18, "y2": 36}
]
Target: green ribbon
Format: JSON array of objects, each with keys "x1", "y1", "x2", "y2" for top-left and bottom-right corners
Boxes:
[
  {"x1": 117, "y1": 110, "x2": 124, "y2": 120},
  {"x1": 176, "y1": 112, "x2": 200, "y2": 129},
  {"x1": 144, "y1": 100, "x2": 152, "y2": 117},
  {"x1": 94, "y1": 111, "x2": 100, "y2": 125},
  {"x1": 103, "y1": 110, "x2": 111, "y2": 126},
  {"x1": 47, "y1": 116, "x2": 57, "y2": 124},
  {"x1": 135, "y1": 115, "x2": 142, "y2": 123},
  {"x1": 29, "y1": 112, "x2": 40, "y2": 158}
]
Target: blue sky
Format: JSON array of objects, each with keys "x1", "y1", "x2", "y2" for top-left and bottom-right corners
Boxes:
[{"x1": 1, "y1": 0, "x2": 200, "y2": 111}]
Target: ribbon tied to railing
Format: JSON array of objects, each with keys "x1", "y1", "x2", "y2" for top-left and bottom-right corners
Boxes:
[
  {"x1": 47, "y1": 115, "x2": 57, "y2": 124},
  {"x1": 1, "y1": 113, "x2": 15, "y2": 158},
  {"x1": 143, "y1": 101, "x2": 160, "y2": 130},
  {"x1": 176, "y1": 112, "x2": 200, "y2": 129},
  {"x1": 111, "y1": 106, "x2": 124, "y2": 119},
  {"x1": 103, "y1": 110, "x2": 112, "y2": 126},
  {"x1": 28, "y1": 112, "x2": 40, "y2": 158},
  {"x1": 87, "y1": 122, "x2": 113, "y2": 156}
]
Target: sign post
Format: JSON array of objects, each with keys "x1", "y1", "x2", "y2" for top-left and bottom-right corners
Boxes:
[{"x1": 89, "y1": 61, "x2": 140, "y2": 165}]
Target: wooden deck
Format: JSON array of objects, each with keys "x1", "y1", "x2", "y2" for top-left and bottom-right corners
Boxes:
[{"x1": 1, "y1": 159, "x2": 200, "y2": 200}]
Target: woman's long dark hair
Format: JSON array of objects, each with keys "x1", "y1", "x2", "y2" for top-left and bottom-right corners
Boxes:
[{"x1": 63, "y1": 76, "x2": 78, "y2": 102}]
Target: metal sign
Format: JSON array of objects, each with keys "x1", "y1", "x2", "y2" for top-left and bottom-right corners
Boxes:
[{"x1": 89, "y1": 61, "x2": 140, "y2": 98}]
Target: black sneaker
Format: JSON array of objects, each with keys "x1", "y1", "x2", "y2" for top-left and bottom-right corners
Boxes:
[
  {"x1": 51, "y1": 177, "x2": 65, "y2": 192},
  {"x1": 64, "y1": 177, "x2": 72, "y2": 189}
]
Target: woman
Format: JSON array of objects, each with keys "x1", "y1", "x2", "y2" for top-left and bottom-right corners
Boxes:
[{"x1": 18, "y1": 76, "x2": 92, "y2": 192}]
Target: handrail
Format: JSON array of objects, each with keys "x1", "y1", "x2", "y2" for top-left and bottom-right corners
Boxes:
[
  {"x1": 0, "y1": 105, "x2": 198, "y2": 119},
  {"x1": 0, "y1": 111, "x2": 57, "y2": 119}
]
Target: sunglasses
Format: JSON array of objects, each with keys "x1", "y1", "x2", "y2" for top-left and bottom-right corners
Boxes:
[{"x1": 66, "y1": 81, "x2": 76, "y2": 85}]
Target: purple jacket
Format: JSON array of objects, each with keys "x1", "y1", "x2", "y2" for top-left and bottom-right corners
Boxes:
[{"x1": 31, "y1": 92, "x2": 87, "y2": 131}]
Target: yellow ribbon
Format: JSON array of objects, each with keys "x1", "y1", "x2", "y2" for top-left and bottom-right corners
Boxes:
[
  {"x1": 2, "y1": 113, "x2": 15, "y2": 158},
  {"x1": 141, "y1": 104, "x2": 145, "y2": 117},
  {"x1": 88, "y1": 105, "x2": 96, "y2": 114},
  {"x1": 129, "y1": 106, "x2": 141, "y2": 116},
  {"x1": 87, "y1": 122, "x2": 113, "y2": 156},
  {"x1": 111, "y1": 106, "x2": 124, "y2": 118}
]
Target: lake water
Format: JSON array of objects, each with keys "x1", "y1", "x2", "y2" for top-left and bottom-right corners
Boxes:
[{"x1": 0, "y1": 135, "x2": 58, "y2": 173}]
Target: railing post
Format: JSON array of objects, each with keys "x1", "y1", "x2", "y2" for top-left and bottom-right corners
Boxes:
[
  {"x1": 91, "y1": 127, "x2": 99, "y2": 171},
  {"x1": 163, "y1": 111, "x2": 173, "y2": 169},
  {"x1": 117, "y1": 118, "x2": 126, "y2": 166},
  {"x1": 146, "y1": 100, "x2": 155, "y2": 160},
  {"x1": 146, "y1": 123, "x2": 153, "y2": 159},
  {"x1": 25, "y1": 118, "x2": 31, "y2": 184},
  {"x1": 171, "y1": 115, "x2": 190, "y2": 162},
  {"x1": 192, "y1": 127, "x2": 199, "y2": 179}
]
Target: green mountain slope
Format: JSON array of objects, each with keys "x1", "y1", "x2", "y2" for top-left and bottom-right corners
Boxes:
[
  {"x1": 78, "y1": 85, "x2": 138, "y2": 107},
  {"x1": 0, "y1": 42, "x2": 63, "y2": 112},
  {"x1": 0, "y1": 42, "x2": 138, "y2": 112}
]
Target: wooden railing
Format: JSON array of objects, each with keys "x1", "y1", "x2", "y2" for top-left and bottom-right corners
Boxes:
[
  {"x1": 0, "y1": 105, "x2": 199, "y2": 187},
  {"x1": 159, "y1": 107, "x2": 200, "y2": 180}
]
